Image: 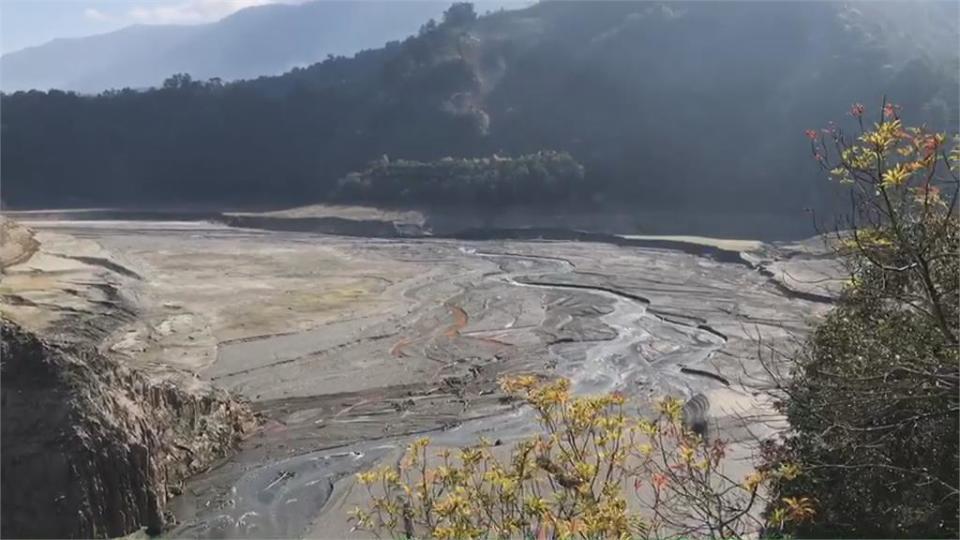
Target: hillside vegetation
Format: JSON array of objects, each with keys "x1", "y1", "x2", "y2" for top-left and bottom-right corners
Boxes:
[
  {"x1": 1, "y1": 2, "x2": 957, "y2": 224},
  {"x1": 332, "y1": 152, "x2": 584, "y2": 205}
]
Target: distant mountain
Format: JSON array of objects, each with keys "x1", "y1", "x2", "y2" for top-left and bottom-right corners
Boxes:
[
  {"x1": 0, "y1": 1, "x2": 514, "y2": 93},
  {"x1": 2, "y1": 1, "x2": 957, "y2": 228}
]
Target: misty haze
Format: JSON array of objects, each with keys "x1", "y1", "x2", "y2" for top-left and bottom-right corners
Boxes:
[{"x1": 1, "y1": 1, "x2": 957, "y2": 539}]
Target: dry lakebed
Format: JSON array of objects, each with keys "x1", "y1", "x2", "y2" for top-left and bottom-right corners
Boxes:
[{"x1": 0, "y1": 210, "x2": 842, "y2": 538}]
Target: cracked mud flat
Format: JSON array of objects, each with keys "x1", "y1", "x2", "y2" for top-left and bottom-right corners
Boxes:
[{"x1": 17, "y1": 219, "x2": 837, "y2": 539}]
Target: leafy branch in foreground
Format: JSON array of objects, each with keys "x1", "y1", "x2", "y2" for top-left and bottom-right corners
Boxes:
[
  {"x1": 806, "y1": 98, "x2": 958, "y2": 346},
  {"x1": 349, "y1": 376, "x2": 811, "y2": 539}
]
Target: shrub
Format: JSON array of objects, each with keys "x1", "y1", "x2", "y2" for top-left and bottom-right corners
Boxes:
[{"x1": 350, "y1": 376, "x2": 811, "y2": 539}]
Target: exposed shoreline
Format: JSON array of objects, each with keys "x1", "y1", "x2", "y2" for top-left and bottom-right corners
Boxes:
[
  {"x1": 4, "y1": 202, "x2": 816, "y2": 241},
  {"x1": 2, "y1": 213, "x2": 840, "y2": 537}
]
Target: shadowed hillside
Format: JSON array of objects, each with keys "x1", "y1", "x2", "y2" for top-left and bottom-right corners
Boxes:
[{"x1": 2, "y1": 1, "x2": 957, "y2": 229}]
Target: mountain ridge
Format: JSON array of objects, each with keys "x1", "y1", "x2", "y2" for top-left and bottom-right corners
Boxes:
[
  {"x1": 1, "y1": 1, "x2": 956, "y2": 226},
  {"x1": 1, "y1": 1, "x2": 521, "y2": 93}
]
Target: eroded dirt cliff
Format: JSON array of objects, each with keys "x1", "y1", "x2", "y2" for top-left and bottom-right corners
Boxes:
[{"x1": 1, "y1": 320, "x2": 256, "y2": 538}]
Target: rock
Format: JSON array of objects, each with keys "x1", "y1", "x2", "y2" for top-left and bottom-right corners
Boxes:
[
  {"x1": 681, "y1": 393, "x2": 711, "y2": 440},
  {"x1": 0, "y1": 217, "x2": 38, "y2": 270}
]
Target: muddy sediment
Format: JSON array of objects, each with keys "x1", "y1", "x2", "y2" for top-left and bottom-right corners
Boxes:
[{"x1": 1, "y1": 214, "x2": 842, "y2": 539}]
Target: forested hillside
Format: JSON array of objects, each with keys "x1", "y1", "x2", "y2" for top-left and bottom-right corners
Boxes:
[{"x1": 2, "y1": 1, "x2": 957, "y2": 218}]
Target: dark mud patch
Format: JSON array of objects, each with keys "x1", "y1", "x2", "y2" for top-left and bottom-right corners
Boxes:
[
  {"x1": 217, "y1": 215, "x2": 420, "y2": 237},
  {"x1": 680, "y1": 366, "x2": 731, "y2": 386},
  {"x1": 64, "y1": 255, "x2": 142, "y2": 280}
]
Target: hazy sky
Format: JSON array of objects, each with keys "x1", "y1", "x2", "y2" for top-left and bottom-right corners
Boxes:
[
  {"x1": 0, "y1": 0, "x2": 531, "y2": 55},
  {"x1": 1, "y1": 0, "x2": 306, "y2": 54}
]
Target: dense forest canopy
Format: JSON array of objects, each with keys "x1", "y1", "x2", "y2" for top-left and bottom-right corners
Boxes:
[
  {"x1": 332, "y1": 152, "x2": 584, "y2": 206},
  {"x1": 1, "y1": 1, "x2": 957, "y2": 224}
]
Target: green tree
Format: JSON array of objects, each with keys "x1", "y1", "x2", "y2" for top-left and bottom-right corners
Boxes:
[
  {"x1": 442, "y1": 2, "x2": 477, "y2": 27},
  {"x1": 767, "y1": 101, "x2": 959, "y2": 538}
]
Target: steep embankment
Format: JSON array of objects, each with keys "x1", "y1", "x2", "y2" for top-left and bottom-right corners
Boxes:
[
  {"x1": 0, "y1": 219, "x2": 257, "y2": 538},
  {"x1": 0, "y1": 320, "x2": 256, "y2": 537}
]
